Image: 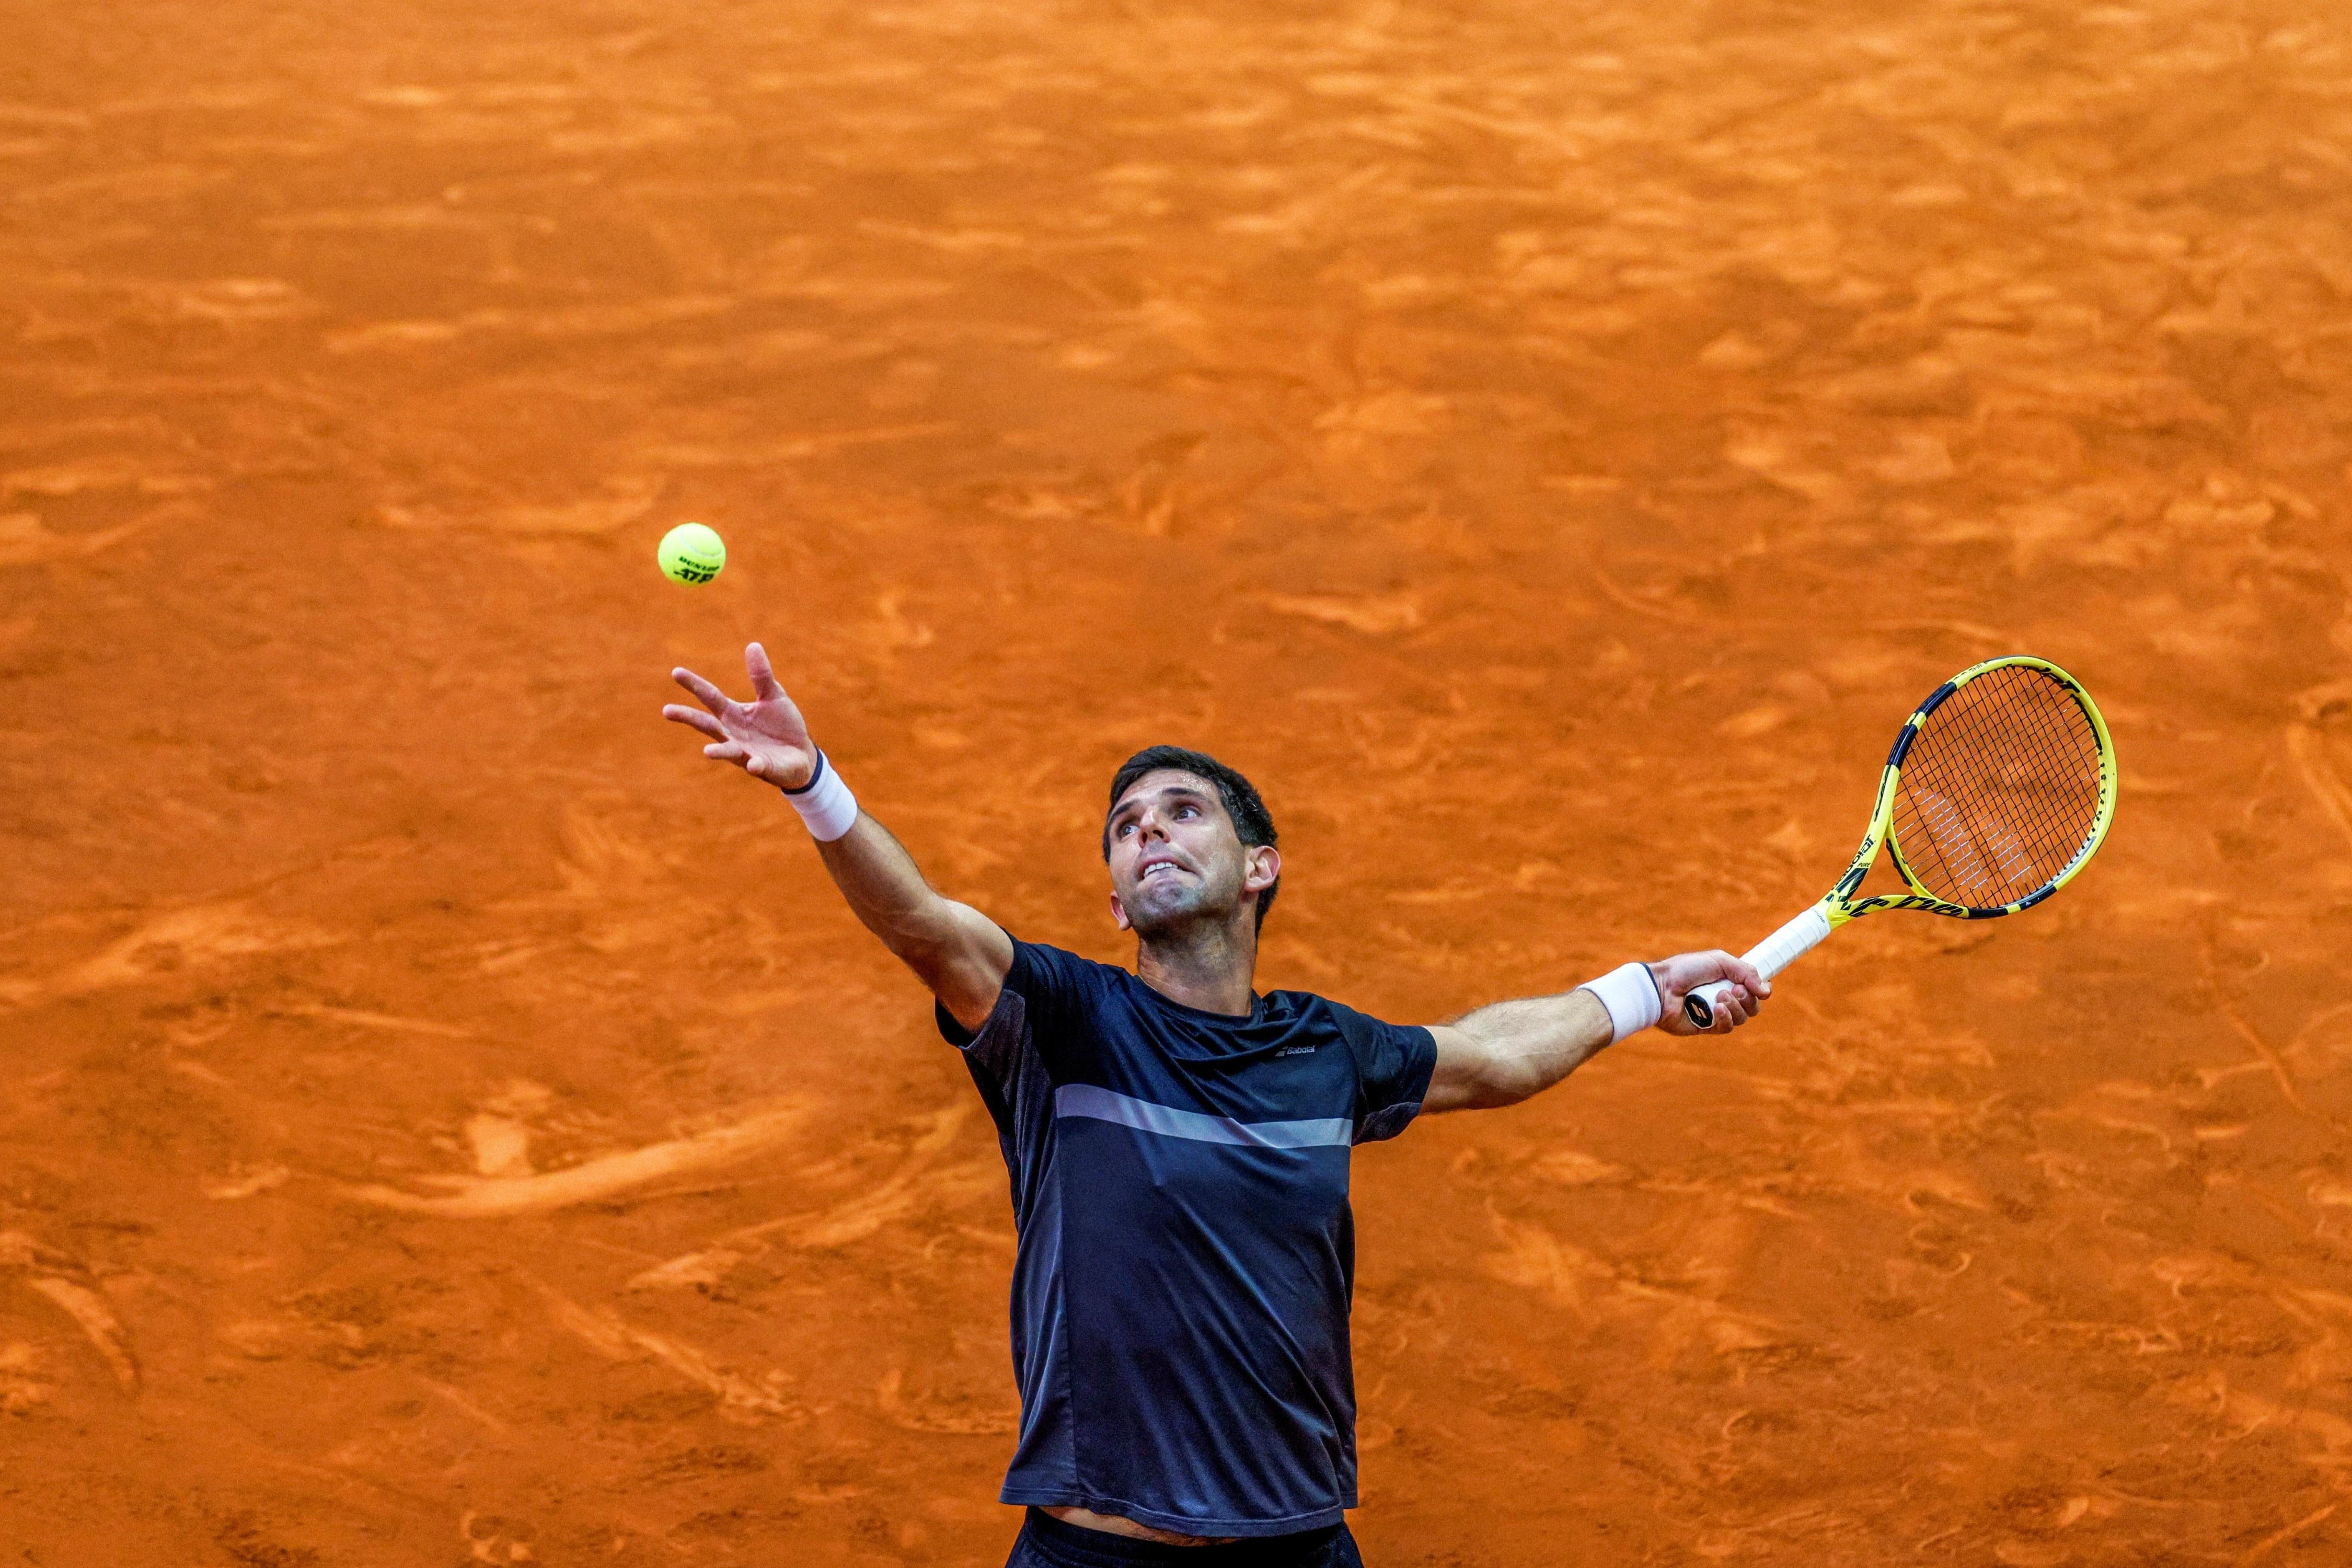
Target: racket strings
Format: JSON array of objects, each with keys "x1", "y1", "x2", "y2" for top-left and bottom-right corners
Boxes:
[
  {"x1": 1900, "y1": 673, "x2": 2100, "y2": 902},
  {"x1": 1915, "y1": 682, "x2": 2099, "y2": 900},
  {"x1": 1893, "y1": 666, "x2": 2103, "y2": 908}
]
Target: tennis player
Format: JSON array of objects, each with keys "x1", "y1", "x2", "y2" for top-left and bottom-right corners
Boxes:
[{"x1": 664, "y1": 643, "x2": 1767, "y2": 1566}]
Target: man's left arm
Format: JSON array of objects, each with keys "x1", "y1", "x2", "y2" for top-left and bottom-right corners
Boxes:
[{"x1": 1422, "y1": 950, "x2": 1768, "y2": 1113}]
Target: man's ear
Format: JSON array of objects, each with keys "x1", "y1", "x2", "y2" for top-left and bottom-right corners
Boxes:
[
  {"x1": 1243, "y1": 845, "x2": 1282, "y2": 894},
  {"x1": 1109, "y1": 891, "x2": 1132, "y2": 932}
]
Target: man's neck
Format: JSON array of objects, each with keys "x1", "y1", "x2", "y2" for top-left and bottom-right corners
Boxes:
[{"x1": 1134, "y1": 919, "x2": 1258, "y2": 1017}]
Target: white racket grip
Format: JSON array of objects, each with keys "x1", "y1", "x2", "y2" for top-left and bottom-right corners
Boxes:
[{"x1": 1685, "y1": 906, "x2": 1831, "y2": 1027}]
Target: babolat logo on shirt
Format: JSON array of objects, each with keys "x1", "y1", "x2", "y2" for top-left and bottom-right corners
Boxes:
[{"x1": 936, "y1": 940, "x2": 1436, "y2": 1541}]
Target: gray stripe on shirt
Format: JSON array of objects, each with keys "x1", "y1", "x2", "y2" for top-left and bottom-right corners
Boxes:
[{"x1": 1053, "y1": 1083, "x2": 1353, "y2": 1150}]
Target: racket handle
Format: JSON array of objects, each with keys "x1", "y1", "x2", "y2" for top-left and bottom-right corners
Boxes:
[{"x1": 1684, "y1": 906, "x2": 1831, "y2": 1028}]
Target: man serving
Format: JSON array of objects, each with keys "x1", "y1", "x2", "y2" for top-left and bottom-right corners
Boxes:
[{"x1": 664, "y1": 644, "x2": 1767, "y2": 1567}]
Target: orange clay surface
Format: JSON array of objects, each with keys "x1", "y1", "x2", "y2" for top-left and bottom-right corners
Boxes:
[{"x1": 5, "y1": 0, "x2": 2352, "y2": 1563}]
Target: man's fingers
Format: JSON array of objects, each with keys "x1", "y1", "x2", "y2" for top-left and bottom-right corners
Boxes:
[
  {"x1": 1706, "y1": 950, "x2": 1768, "y2": 1001},
  {"x1": 704, "y1": 741, "x2": 750, "y2": 765},
  {"x1": 1728, "y1": 953, "x2": 1769, "y2": 999},
  {"x1": 672, "y1": 666, "x2": 734, "y2": 717},
  {"x1": 662, "y1": 704, "x2": 729, "y2": 741},
  {"x1": 745, "y1": 641, "x2": 784, "y2": 702}
]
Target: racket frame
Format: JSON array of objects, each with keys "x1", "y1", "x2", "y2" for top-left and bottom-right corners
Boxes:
[{"x1": 1683, "y1": 654, "x2": 2116, "y2": 1028}]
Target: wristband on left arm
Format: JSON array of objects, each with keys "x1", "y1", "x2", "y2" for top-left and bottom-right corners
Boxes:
[{"x1": 1577, "y1": 961, "x2": 1662, "y2": 1044}]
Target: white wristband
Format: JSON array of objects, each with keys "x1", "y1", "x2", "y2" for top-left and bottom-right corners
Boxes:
[
  {"x1": 781, "y1": 751, "x2": 859, "y2": 842},
  {"x1": 1578, "y1": 962, "x2": 1663, "y2": 1045}
]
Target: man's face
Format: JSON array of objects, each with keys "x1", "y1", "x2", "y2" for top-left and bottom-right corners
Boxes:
[{"x1": 1105, "y1": 770, "x2": 1279, "y2": 938}]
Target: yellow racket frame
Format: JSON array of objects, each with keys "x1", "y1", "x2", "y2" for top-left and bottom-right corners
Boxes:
[
  {"x1": 1682, "y1": 654, "x2": 2117, "y2": 1028},
  {"x1": 1843, "y1": 653, "x2": 2117, "y2": 926}
]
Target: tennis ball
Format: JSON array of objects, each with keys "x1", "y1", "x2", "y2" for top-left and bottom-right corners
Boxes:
[{"x1": 658, "y1": 522, "x2": 725, "y2": 585}]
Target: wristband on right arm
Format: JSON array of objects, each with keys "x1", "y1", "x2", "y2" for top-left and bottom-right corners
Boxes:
[{"x1": 782, "y1": 751, "x2": 860, "y2": 842}]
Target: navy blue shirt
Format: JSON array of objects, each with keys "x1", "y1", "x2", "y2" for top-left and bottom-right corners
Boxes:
[{"x1": 938, "y1": 939, "x2": 1438, "y2": 1538}]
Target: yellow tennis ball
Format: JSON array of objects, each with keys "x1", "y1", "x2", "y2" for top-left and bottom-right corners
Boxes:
[{"x1": 658, "y1": 522, "x2": 725, "y2": 585}]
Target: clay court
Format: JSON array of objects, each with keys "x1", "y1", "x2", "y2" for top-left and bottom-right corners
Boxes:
[{"x1": 5, "y1": 0, "x2": 2351, "y2": 1561}]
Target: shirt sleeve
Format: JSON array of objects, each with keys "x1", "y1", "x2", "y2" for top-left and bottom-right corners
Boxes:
[
  {"x1": 931, "y1": 938, "x2": 1079, "y2": 1228},
  {"x1": 935, "y1": 938, "x2": 1094, "y2": 1051},
  {"x1": 1324, "y1": 1000, "x2": 1439, "y2": 1145}
]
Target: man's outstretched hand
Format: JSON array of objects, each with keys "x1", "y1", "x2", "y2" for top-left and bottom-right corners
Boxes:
[
  {"x1": 663, "y1": 642, "x2": 818, "y2": 789},
  {"x1": 1649, "y1": 949, "x2": 1769, "y2": 1036}
]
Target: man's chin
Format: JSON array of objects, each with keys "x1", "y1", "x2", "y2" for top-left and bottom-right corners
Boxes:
[
  {"x1": 1124, "y1": 893, "x2": 1238, "y2": 940},
  {"x1": 1124, "y1": 908, "x2": 1180, "y2": 939}
]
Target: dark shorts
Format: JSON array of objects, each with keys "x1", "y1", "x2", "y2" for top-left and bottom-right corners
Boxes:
[{"x1": 1005, "y1": 1509, "x2": 1365, "y2": 1568}]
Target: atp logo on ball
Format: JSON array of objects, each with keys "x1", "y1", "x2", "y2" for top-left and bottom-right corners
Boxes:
[{"x1": 659, "y1": 523, "x2": 727, "y2": 585}]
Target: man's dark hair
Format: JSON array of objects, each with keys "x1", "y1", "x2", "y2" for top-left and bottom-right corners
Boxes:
[{"x1": 1102, "y1": 745, "x2": 1280, "y2": 930}]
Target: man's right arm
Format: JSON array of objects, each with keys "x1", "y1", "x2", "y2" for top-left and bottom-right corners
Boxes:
[
  {"x1": 810, "y1": 815, "x2": 1012, "y2": 1030},
  {"x1": 663, "y1": 641, "x2": 1013, "y2": 1031}
]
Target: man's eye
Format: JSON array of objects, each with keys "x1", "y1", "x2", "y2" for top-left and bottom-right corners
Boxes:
[{"x1": 1177, "y1": 804, "x2": 1197, "y2": 818}]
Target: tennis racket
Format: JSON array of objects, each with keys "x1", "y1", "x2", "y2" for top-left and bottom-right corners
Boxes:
[{"x1": 1684, "y1": 655, "x2": 2117, "y2": 1029}]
